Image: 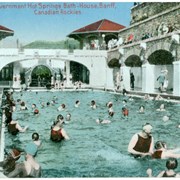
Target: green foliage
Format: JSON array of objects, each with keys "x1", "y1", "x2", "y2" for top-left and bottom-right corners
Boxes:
[
  {"x1": 32, "y1": 65, "x2": 51, "y2": 78},
  {"x1": 23, "y1": 39, "x2": 80, "y2": 49}
]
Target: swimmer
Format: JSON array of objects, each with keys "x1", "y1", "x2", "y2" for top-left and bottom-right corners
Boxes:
[
  {"x1": 122, "y1": 99, "x2": 127, "y2": 106},
  {"x1": 163, "y1": 114, "x2": 170, "y2": 122},
  {"x1": 152, "y1": 141, "x2": 180, "y2": 159},
  {"x1": 50, "y1": 114, "x2": 69, "y2": 141},
  {"x1": 8, "y1": 113, "x2": 28, "y2": 135},
  {"x1": 31, "y1": 104, "x2": 36, "y2": 109},
  {"x1": 147, "y1": 158, "x2": 180, "y2": 177},
  {"x1": 107, "y1": 102, "x2": 114, "y2": 116},
  {"x1": 75, "y1": 100, "x2": 80, "y2": 108},
  {"x1": 156, "y1": 103, "x2": 166, "y2": 111},
  {"x1": 128, "y1": 123, "x2": 154, "y2": 158},
  {"x1": 0, "y1": 148, "x2": 22, "y2": 176},
  {"x1": 50, "y1": 100, "x2": 56, "y2": 106},
  {"x1": 107, "y1": 101, "x2": 113, "y2": 108},
  {"x1": 46, "y1": 102, "x2": 50, "y2": 106},
  {"x1": 8, "y1": 148, "x2": 41, "y2": 178},
  {"x1": 128, "y1": 96, "x2": 134, "y2": 101},
  {"x1": 40, "y1": 102, "x2": 45, "y2": 108},
  {"x1": 91, "y1": 100, "x2": 96, "y2": 109},
  {"x1": 57, "y1": 104, "x2": 66, "y2": 111},
  {"x1": 138, "y1": 105, "x2": 145, "y2": 114},
  {"x1": 144, "y1": 94, "x2": 152, "y2": 100},
  {"x1": 155, "y1": 94, "x2": 163, "y2": 101},
  {"x1": 66, "y1": 113, "x2": 71, "y2": 121},
  {"x1": 33, "y1": 109, "x2": 39, "y2": 115},
  {"x1": 96, "y1": 119, "x2": 111, "y2": 124},
  {"x1": 108, "y1": 110, "x2": 114, "y2": 117},
  {"x1": 20, "y1": 101, "x2": 28, "y2": 110},
  {"x1": 32, "y1": 132, "x2": 41, "y2": 147},
  {"x1": 122, "y1": 107, "x2": 129, "y2": 116}
]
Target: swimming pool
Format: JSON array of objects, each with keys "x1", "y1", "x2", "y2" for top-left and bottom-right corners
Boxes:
[{"x1": 3, "y1": 90, "x2": 180, "y2": 177}]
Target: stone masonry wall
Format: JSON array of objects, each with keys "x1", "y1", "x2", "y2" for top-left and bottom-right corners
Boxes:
[
  {"x1": 130, "y1": 2, "x2": 179, "y2": 25},
  {"x1": 118, "y1": 3, "x2": 180, "y2": 44}
]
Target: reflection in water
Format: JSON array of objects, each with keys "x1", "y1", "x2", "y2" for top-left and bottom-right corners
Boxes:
[{"x1": 4, "y1": 90, "x2": 180, "y2": 177}]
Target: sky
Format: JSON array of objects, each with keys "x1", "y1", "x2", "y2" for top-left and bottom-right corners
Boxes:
[{"x1": 0, "y1": 1, "x2": 134, "y2": 47}]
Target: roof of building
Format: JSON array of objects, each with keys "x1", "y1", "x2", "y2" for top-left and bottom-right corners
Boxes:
[
  {"x1": 0, "y1": 25, "x2": 14, "y2": 40},
  {"x1": 69, "y1": 19, "x2": 125, "y2": 35},
  {"x1": 0, "y1": 25, "x2": 14, "y2": 33}
]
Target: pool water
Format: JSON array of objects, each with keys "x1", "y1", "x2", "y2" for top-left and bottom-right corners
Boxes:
[{"x1": 4, "y1": 90, "x2": 180, "y2": 177}]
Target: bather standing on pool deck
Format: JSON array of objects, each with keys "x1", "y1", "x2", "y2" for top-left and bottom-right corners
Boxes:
[
  {"x1": 157, "y1": 71, "x2": 166, "y2": 92},
  {"x1": 128, "y1": 123, "x2": 154, "y2": 158}
]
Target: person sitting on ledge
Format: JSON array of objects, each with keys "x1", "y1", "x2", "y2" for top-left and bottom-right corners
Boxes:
[
  {"x1": 8, "y1": 113, "x2": 28, "y2": 135},
  {"x1": 0, "y1": 148, "x2": 22, "y2": 176},
  {"x1": 7, "y1": 146, "x2": 41, "y2": 178}
]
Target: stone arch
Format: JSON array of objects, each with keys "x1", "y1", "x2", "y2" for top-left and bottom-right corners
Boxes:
[
  {"x1": 146, "y1": 41, "x2": 172, "y2": 59},
  {"x1": 69, "y1": 60, "x2": 90, "y2": 84},
  {"x1": 29, "y1": 64, "x2": 53, "y2": 87},
  {"x1": 125, "y1": 55, "x2": 142, "y2": 67},
  {"x1": 29, "y1": 64, "x2": 53, "y2": 78},
  {"x1": 148, "y1": 49, "x2": 174, "y2": 65},
  {"x1": 123, "y1": 47, "x2": 141, "y2": 61},
  {"x1": 104, "y1": 33, "x2": 118, "y2": 43}
]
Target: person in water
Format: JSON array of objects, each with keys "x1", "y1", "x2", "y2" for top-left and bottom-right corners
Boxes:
[
  {"x1": 7, "y1": 145, "x2": 41, "y2": 178},
  {"x1": 32, "y1": 132, "x2": 41, "y2": 148},
  {"x1": 128, "y1": 123, "x2": 154, "y2": 158},
  {"x1": 20, "y1": 101, "x2": 28, "y2": 110},
  {"x1": 96, "y1": 118, "x2": 111, "y2": 124},
  {"x1": 0, "y1": 148, "x2": 22, "y2": 176},
  {"x1": 156, "y1": 103, "x2": 166, "y2": 111},
  {"x1": 122, "y1": 107, "x2": 129, "y2": 116},
  {"x1": 57, "y1": 104, "x2": 66, "y2": 111},
  {"x1": 50, "y1": 114, "x2": 70, "y2": 142},
  {"x1": 152, "y1": 141, "x2": 180, "y2": 159},
  {"x1": 75, "y1": 100, "x2": 80, "y2": 108},
  {"x1": 66, "y1": 113, "x2": 71, "y2": 121},
  {"x1": 8, "y1": 113, "x2": 28, "y2": 135},
  {"x1": 91, "y1": 100, "x2": 97, "y2": 109},
  {"x1": 147, "y1": 158, "x2": 180, "y2": 177},
  {"x1": 138, "y1": 105, "x2": 145, "y2": 114}
]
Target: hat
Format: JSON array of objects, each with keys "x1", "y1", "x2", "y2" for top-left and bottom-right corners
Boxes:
[
  {"x1": 9, "y1": 149, "x2": 21, "y2": 160},
  {"x1": 25, "y1": 142, "x2": 38, "y2": 156},
  {"x1": 143, "y1": 123, "x2": 153, "y2": 134}
]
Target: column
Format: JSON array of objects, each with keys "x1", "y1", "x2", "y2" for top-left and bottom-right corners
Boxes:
[
  {"x1": 13, "y1": 62, "x2": 21, "y2": 88},
  {"x1": 121, "y1": 65, "x2": 130, "y2": 91},
  {"x1": 65, "y1": 61, "x2": 70, "y2": 87},
  {"x1": 173, "y1": 61, "x2": 180, "y2": 96},
  {"x1": 142, "y1": 63, "x2": 155, "y2": 93}
]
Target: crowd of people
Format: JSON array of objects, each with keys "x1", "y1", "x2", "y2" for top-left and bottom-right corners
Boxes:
[{"x1": 0, "y1": 87, "x2": 180, "y2": 177}]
